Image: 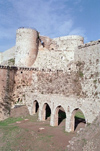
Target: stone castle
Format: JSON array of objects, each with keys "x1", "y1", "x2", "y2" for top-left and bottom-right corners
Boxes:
[{"x1": 0, "y1": 28, "x2": 100, "y2": 132}]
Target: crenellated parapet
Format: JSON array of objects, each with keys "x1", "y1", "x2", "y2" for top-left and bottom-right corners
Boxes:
[
  {"x1": 52, "y1": 35, "x2": 84, "y2": 51},
  {"x1": 78, "y1": 39, "x2": 100, "y2": 49},
  {"x1": 0, "y1": 65, "x2": 74, "y2": 73}
]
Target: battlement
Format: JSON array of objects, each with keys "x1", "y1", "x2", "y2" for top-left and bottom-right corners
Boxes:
[
  {"x1": 0, "y1": 65, "x2": 74, "y2": 73},
  {"x1": 52, "y1": 35, "x2": 84, "y2": 51},
  {"x1": 53, "y1": 35, "x2": 84, "y2": 41},
  {"x1": 78, "y1": 39, "x2": 100, "y2": 49}
]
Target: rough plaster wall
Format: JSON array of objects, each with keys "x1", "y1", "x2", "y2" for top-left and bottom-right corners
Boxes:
[
  {"x1": 0, "y1": 68, "x2": 15, "y2": 120},
  {"x1": 1, "y1": 47, "x2": 15, "y2": 65},
  {"x1": 32, "y1": 49, "x2": 75, "y2": 71},
  {"x1": 52, "y1": 35, "x2": 84, "y2": 51}
]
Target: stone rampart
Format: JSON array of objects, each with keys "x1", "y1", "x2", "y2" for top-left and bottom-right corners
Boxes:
[
  {"x1": 10, "y1": 62, "x2": 100, "y2": 131},
  {"x1": 52, "y1": 35, "x2": 84, "y2": 51},
  {"x1": 78, "y1": 39, "x2": 100, "y2": 49},
  {"x1": 0, "y1": 47, "x2": 15, "y2": 65},
  {"x1": 75, "y1": 42, "x2": 100, "y2": 104},
  {"x1": 32, "y1": 49, "x2": 75, "y2": 71},
  {"x1": 0, "y1": 55, "x2": 100, "y2": 131},
  {"x1": 0, "y1": 67, "x2": 16, "y2": 120}
]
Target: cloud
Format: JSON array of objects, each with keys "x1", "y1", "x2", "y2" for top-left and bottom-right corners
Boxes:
[{"x1": 69, "y1": 28, "x2": 87, "y2": 42}]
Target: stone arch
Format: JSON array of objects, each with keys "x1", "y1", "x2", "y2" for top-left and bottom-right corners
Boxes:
[
  {"x1": 42, "y1": 103, "x2": 51, "y2": 121},
  {"x1": 70, "y1": 108, "x2": 86, "y2": 131},
  {"x1": 32, "y1": 100, "x2": 39, "y2": 114},
  {"x1": 54, "y1": 105, "x2": 66, "y2": 126}
]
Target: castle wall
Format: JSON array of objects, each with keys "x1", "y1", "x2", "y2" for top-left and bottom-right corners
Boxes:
[
  {"x1": 12, "y1": 65, "x2": 100, "y2": 131},
  {"x1": 33, "y1": 36, "x2": 84, "y2": 71},
  {"x1": 13, "y1": 69, "x2": 81, "y2": 99},
  {"x1": 0, "y1": 47, "x2": 15, "y2": 65},
  {"x1": 0, "y1": 66, "x2": 16, "y2": 120},
  {"x1": 39, "y1": 36, "x2": 52, "y2": 49},
  {"x1": 15, "y1": 28, "x2": 39, "y2": 67},
  {"x1": 52, "y1": 35, "x2": 84, "y2": 51},
  {"x1": 32, "y1": 49, "x2": 75, "y2": 71},
  {"x1": 74, "y1": 41, "x2": 100, "y2": 122}
]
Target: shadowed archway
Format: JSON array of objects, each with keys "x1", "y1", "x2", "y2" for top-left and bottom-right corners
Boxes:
[
  {"x1": 54, "y1": 106, "x2": 66, "y2": 126},
  {"x1": 70, "y1": 108, "x2": 86, "y2": 131},
  {"x1": 42, "y1": 103, "x2": 51, "y2": 121},
  {"x1": 32, "y1": 100, "x2": 39, "y2": 114}
]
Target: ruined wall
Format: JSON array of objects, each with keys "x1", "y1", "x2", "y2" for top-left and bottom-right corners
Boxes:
[
  {"x1": 32, "y1": 35, "x2": 84, "y2": 71},
  {"x1": 32, "y1": 49, "x2": 75, "y2": 71},
  {"x1": 0, "y1": 66, "x2": 16, "y2": 120},
  {"x1": 15, "y1": 28, "x2": 39, "y2": 67},
  {"x1": 13, "y1": 68, "x2": 81, "y2": 99},
  {"x1": 0, "y1": 47, "x2": 15, "y2": 65},
  {"x1": 39, "y1": 36, "x2": 52, "y2": 50},
  {"x1": 74, "y1": 41, "x2": 100, "y2": 119},
  {"x1": 12, "y1": 65, "x2": 100, "y2": 126},
  {"x1": 52, "y1": 35, "x2": 84, "y2": 51}
]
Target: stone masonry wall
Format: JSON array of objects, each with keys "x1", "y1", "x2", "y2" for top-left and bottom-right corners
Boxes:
[
  {"x1": 12, "y1": 64, "x2": 100, "y2": 125},
  {"x1": 39, "y1": 36, "x2": 52, "y2": 49},
  {"x1": 32, "y1": 49, "x2": 75, "y2": 71},
  {"x1": 52, "y1": 35, "x2": 84, "y2": 51},
  {"x1": 0, "y1": 66, "x2": 16, "y2": 120},
  {"x1": 75, "y1": 41, "x2": 100, "y2": 104},
  {"x1": 0, "y1": 47, "x2": 15, "y2": 65},
  {"x1": 12, "y1": 67, "x2": 82, "y2": 104}
]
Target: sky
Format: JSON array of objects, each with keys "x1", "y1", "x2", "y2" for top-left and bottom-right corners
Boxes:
[{"x1": 0, "y1": 0, "x2": 100, "y2": 52}]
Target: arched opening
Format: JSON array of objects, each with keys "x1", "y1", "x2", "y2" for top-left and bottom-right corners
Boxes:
[
  {"x1": 42, "y1": 103, "x2": 51, "y2": 121},
  {"x1": 32, "y1": 100, "x2": 39, "y2": 114},
  {"x1": 71, "y1": 108, "x2": 86, "y2": 131},
  {"x1": 54, "y1": 106, "x2": 66, "y2": 126}
]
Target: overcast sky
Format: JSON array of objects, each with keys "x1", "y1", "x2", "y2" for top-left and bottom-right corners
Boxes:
[{"x1": 0, "y1": 0, "x2": 100, "y2": 52}]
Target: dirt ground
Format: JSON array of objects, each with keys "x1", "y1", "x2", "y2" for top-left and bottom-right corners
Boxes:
[{"x1": 0, "y1": 106, "x2": 85, "y2": 151}]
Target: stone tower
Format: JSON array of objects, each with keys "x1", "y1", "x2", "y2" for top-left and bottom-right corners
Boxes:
[{"x1": 15, "y1": 28, "x2": 39, "y2": 67}]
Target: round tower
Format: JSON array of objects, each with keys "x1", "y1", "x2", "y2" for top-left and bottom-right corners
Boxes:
[{"x1": 15, "y1": 28, "x2": 39, "y2": 67}]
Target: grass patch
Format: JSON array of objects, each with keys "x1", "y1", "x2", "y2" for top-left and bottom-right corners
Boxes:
[
  {"x1": 0, "y1": 117, "x2": 24, "y2": 126},
  {"x1": 25, "y1": 114, "x2": 38, "y2": 122},
  {"x1": 78, "y1": 71, "x2": 84, "y2": 78},
  {"x1": 75, "y1": 111, "x2": 85, "y2": 119},
  {"x1": 8, "y1": 58, "x2": 15, "y2": 65},
  {"x1": 93, "y1": 80, "x2": 97, "y2": 83}
]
